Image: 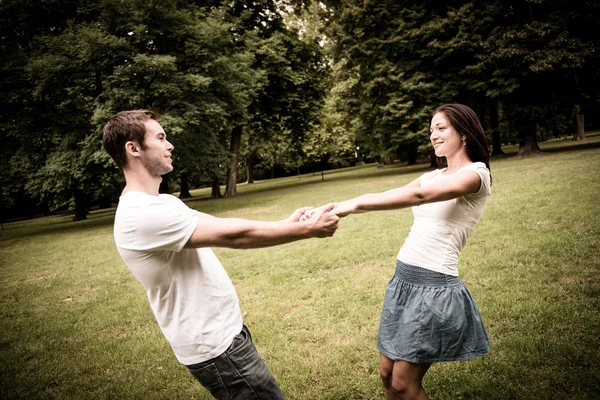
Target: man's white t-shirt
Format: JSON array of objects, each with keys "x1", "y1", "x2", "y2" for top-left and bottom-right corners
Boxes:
[
  {"x1": 113, "y1": 191, "x2": 243, "y2": 365},
  {"x1": 397, "y1": 162, "x2": 491, "y2": 276}
]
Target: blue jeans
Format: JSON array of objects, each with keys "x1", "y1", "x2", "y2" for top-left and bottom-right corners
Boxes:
[{"x1": 186, "y1": 325, "x2": 286, "y2": 400}]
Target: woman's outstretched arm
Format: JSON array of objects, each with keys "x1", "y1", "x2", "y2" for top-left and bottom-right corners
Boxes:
[{"x1": 333, "y1": 171, "x2": 481, "y2": 217}]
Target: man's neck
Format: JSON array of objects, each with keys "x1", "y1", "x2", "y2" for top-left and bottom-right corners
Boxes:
[{"x1": 122, "y1": 169, "x2": 162, "y2": 196}]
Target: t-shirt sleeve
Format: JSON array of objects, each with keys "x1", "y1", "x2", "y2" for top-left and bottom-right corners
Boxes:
[
  {"x1": 118, "y1": 195, "x2": 199, "y2": 252},
  {"x1": 466, "y1": 162, "x2": 491, "y2": 197}
]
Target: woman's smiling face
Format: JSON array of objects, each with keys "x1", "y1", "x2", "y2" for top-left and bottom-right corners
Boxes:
[{"x1": 430, "y1": 112, "x2": 464, "y2": 158}]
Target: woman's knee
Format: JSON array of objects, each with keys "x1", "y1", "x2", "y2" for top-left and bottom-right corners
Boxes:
[
  {"x1": 379, "y1": 364, "x2": 393, "y2": 386},
  {"x1": 390, "y1": 376, "x2": 413, "y2": 394}
]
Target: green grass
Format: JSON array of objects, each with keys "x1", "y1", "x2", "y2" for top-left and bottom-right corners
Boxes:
[{"x1": 1, "y1": 136, "x2": 600, "y2": 399}]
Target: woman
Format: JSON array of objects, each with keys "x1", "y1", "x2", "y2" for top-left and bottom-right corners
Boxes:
[{"x1": 333, "y1": 104, "x2": 492, "y2": 399}]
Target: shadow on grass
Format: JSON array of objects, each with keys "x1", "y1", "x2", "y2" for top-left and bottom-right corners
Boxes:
[
  {"x1": 490, "y1": 136, "x2": 600, "y2": 161},
  {"x1": 1, "y1": 208, "x2": 116, "y2": 241},
  {"x1": 238, "y1": 163, "x2": 432, "y2": 196},
  {"x1": 542, "y1": 139, "x2": 600, "y2": 153},
  {"x1": 326, "y1": 162, "x2": 433, "y2": 182},
  {"x1": 181, "y1": 163, "x2": 434, "y2": 205}
]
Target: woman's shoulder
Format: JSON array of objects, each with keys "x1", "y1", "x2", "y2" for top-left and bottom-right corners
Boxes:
[
  {"x1": 457, "y1": 162, "x2": 490, "y2": 181},
  {"x1": 459, "y1": 162, "x2": 488, "y2": 173}
]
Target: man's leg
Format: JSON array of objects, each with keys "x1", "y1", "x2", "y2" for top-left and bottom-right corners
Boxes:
[
  {"x1": 187, "y1": 325, "x2": 285, "y2": 400},
  {"x1": 380, "y1": 353, "x2": 431, "y2": 400}
]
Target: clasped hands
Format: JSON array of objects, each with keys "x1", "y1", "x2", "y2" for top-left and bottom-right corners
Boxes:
[
  {"x1": 298, "y1": 202, "x2": 353, "y2": 221},
  {"x1": 284, "y1": 201, "x2": 357, "y2": 238}
]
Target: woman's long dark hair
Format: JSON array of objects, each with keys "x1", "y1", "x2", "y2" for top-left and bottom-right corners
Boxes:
[{"x1": 434, "y1": 104, "x2": 491, "y2": 182}]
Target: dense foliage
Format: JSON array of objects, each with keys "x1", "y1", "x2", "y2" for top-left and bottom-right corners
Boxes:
[
  {"x1": 323, "y1": 0, "x2": 600, "y2": 160},
  {"x1": 1, "y1": 0, "x2": 598, "y2": 220}
]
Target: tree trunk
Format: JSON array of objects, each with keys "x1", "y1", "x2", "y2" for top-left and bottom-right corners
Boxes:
[
  {"x1": 406, "y1": 150, "x2": 417, "y2": 165},
  {"x1": 225, "y1": 125, "x2": 243, "y2": 198},
  {"x1": 179, "y1": 175, "x2": 192, "y2": 198},
  {"x1": 38, "y1": 201, "x2": 50, "y2": 216},
  {"x1": 159, "y1": 175, "x2": 170, "y2": 194},
  {"x1": 211, "y1": 176, "x2": 222, "y2": 199},
  {"x1": 320, "y1": 155, "x2": 328, "y2": 181},
  {"x1": 429, "y1": 150, "x2": 437, "y2": 168},
  {"x1": 246, "y1": 151, "x2": 255, "y2": 184},
  {"x1": 516, "y1": 134, "x2": 543, "y2": 157},
  {"x1": 573, "y1": 104, "x2": 586, "y2": 141},
  {"x1": 98, "y1": 196, "x2": 112, "y2": 209},
  {"x1": 382, "y1": 152, "x2": 391, "y2": 165},
  {"x1": 73, "y1": 189, "x2": 87, "y2": 221},
  {"x1": 507, "y1": 107, "x2": 543, "y2": 157},
  {"x1": 490, "y1": 102, "x2": 504, "y2": 155}
]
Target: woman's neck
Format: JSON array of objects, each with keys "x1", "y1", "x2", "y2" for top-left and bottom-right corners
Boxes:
[{"x1": 444, "y1": 153, "x2": 473, "y2": 174}]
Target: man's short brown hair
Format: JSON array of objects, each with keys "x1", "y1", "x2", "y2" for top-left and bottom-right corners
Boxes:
[{"x1": 102, "y1": 109, "x2": 161, "y2": 170}]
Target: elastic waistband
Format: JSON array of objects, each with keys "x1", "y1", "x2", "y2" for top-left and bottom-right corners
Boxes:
[{"x1": 395, "y1": 260, "x2": 460, "y2": 287}]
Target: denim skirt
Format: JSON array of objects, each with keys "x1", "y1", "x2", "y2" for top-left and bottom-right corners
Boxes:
[{"x1": 377, "y1": 260, "x2": 490, "y2": 363}]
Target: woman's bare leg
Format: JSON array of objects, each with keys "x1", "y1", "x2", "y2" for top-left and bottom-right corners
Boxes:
[
  {"x1": 380, "y1": 354, "x2": 396, "y2": 400},
  {"x1": 380, "y1": 353, "x2": 431, "y2": 400}
]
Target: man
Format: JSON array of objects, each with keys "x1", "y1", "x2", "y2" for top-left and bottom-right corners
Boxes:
[{"x1": 102, "y1": 109, "x2": 339, "y2": 399}]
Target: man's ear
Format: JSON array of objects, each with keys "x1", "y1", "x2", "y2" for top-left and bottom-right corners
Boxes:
[{"x1": 125, "y1": 141, "x2": 142, "y2": 159}]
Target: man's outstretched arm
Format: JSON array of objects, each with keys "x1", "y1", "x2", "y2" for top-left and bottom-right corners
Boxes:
[{"x1": 184, "y1": 204, "x2": 339, "y2": 249}]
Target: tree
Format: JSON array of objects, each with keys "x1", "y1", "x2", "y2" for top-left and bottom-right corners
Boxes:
[
  {"x1": 221, "y1": 0, "x2": 328, "y2": 197},
  {"x1": 472, "y1": 0, "x2": 600, "y2": 155},
  {"x1": 324, "y1": 1, "x2": 469, "y2": 164},
  {"x1": 8, "y1": 0, "x2": 270, "y2": 219},
  {"x1": 95, "y1": 2, "x2": 262, "y2": 200},
  {"x1": 0, "y1": 0, "x2": 83, "y2": 220},
  {"x1": 24, "y1": 11, "x2": 128, "y2": 219},
  {"x1": 325, "y1": 0, "x2": 600, "y2": 159},
  {"x1": 304, "y1": 63, "x2": 357, "y2": 178}
]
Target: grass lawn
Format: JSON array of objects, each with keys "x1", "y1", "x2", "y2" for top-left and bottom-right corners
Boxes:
[{"x1": 1, "y1": 134, "x2": 599, "y2": 399}]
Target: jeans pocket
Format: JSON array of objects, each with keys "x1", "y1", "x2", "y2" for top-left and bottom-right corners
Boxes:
[
  {"x1": 188, "y1": 362, "x2": 230, "y2": 400},
  {"x1": 227, "y1": 327, "x2": 250, "y2": 357}
]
